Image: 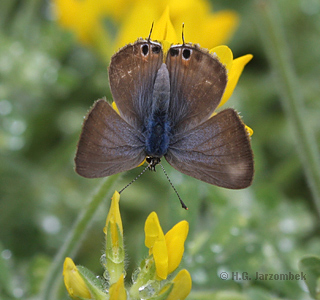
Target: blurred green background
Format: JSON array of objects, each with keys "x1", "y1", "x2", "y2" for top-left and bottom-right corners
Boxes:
[{"x1": 1, "y1": 0, "x2": 320, "y2": 299}]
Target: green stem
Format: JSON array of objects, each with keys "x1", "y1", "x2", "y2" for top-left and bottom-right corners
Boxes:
[
  {"x1": 255, "y1": 0, "x2": 320, "y2": 218},
  {"x1": 11, "y1": 0, "x2": 42, "y2": 38},
  {"x1": 40, "y1": 175, "x2": 120, "y2": 300},
  {"x1": 0, "y1": 1, "x2": 15, "y2": 28}
]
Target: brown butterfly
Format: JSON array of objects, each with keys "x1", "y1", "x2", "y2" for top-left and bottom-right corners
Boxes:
[{"x1": 75, "y1": 38, "x2": 254, "y2": 190}]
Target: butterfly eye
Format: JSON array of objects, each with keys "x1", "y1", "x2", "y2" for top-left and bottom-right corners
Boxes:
[
  {"x1": 141, "y1": 44, "x2": 149, "y2": 56},
  {"x1": 152, "y1": 45, "x2": 161, "y2": 54},
  {"x1": 169, "y1": 48, "x2": 179, "y2": 57},
  {"x1": 182, "y1": 48, "x2": 191, "y2": 60}
]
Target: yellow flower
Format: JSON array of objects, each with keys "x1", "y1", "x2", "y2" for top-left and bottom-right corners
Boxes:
[
  {"x1": 109, "y1": 273, "x2": 127, "y2": 300},
  {"x1": 53, "y1": 0, "x2": 239, "y2": 58},
  {"x1": 63, "y1": 257, "x2": 91, "y2": 300},
  {"x1": 63, "y1": 192, "x2": 192, "y2": 300},
  {"x1": 53, "y1": 0, "x2": 107, "y2": 45},
  {"x1": 145, "y1": 212, "x2": 189, "y2": 280},
  {"x1": 113, "y1": 0, "x2": 239, "y2": 53}
]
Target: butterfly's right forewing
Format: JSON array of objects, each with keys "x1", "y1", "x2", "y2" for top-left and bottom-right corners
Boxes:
[{"x1": 109, "y1": 40, "x2": 163, "y2": 128}]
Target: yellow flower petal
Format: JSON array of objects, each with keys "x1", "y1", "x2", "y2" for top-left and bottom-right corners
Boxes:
[
  {"x1": 152, "y1": 6, "x2": 179, "y2": 50},
  {"x1": 111, "y1": 101, "x2": 120, "y2": 115},
  {"x1": 219, "y1": 54, "x2": 253, "y2": 108},
  {"x1": 165, "y1": 0, "x2": 209, "y2": 45},
  {"x1": 101, "y1": 0, "x2": 135, "y2": 22},
  {"x1": 54, "y1": 0, "x2": 240, "y2": 58},
  {"x1": 165, "y1": 221, "x2": 189, "y2": 274},
  {"x1": 63, "y1": 257, "x2": 91, "y2": 299},
  {"x1": 144, "y1": 212, "x2": 162, "y2": 249},
  {"x1": 113, "y1": 0, "x2": 240, "y2": 52},
  {"x1": 199, "y1": 11, "x2": 239, "y2": 48},
  {"x1": 114, "y1": 1, "x2": 159, "y2": 51},
  {"x1": 166, "y1": 0, "x2": 239, "y2": 48},
  {"x1": 210, "y1": 45, "x2": 233, "y2": 73},
  {"x1": 166, "y1": 269, "x2": 192, "y2": 300},
  {"x1": 246, "y1": 125, "x2": 254, "y2": 137},
  {"x1": 153, "y1": 238, "x2": 169, "y2": 280},
  {"x1": 53, "y1": 0, "x2": 106, "y2": 45},
  {"x1": 144, "y1": 212, "x2": 169, "y2": 279},
  {"x1": 109, "y1": 273, "x2": 127, "y2": 300}
]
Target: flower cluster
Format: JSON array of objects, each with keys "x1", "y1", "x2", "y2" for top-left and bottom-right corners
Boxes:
[
  {"x1": 53, "y1": 0, "x2": 239, "y2": 59},
  {"x1": 63, "y1": 191, "x2": 191, "y2": 300}
]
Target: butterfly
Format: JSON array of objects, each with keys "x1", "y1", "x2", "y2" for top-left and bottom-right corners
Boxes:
[{"x1": 75, "y1": 38, "x2": 254, "y2": 190}]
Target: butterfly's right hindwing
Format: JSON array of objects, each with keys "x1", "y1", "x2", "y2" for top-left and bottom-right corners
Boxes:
[{"x1": 165, "y1": 109, "x2": 254, "y2": 189}]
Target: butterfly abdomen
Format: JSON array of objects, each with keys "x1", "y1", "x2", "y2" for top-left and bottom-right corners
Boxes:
[{"x1": 145, "y1": 112, "x2": 170, "y2": 157}]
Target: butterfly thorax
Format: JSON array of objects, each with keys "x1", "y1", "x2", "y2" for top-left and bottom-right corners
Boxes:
[{"x1": 144, "y1": 63, "x2": 171, "y2": 158}]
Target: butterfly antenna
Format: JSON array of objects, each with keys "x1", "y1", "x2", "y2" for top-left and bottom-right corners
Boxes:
[
  {"x1": 182, "y1": 23, "x2": 185, "y2": 45},
  {"x1": 159, "y1": 163, "x2": 188, "y2": 210},
  {"x1": 119, "y1": 164, "x2": 150, "y2": 194},
  {"x1": 148, "y1": 22, "x2": 154, "y2": 41}
]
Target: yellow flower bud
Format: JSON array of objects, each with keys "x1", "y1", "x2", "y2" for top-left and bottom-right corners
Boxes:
[
  {"x1": 103, "y1": 191, "x2": 125, "y2": 285},
  {"x1": 104, "y1": 191, "x2": 123, "y2": 250},
  {"x1": 63, "y1": 257, "x2": 91, "y2": 300},
  {"x1": 166, "y1": 269, "x2": 192, "y2": 300},
  {"x1": 109, "y1": 273, "x2": 127, "y2": 300}
]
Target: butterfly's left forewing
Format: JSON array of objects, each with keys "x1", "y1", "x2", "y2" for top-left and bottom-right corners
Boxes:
[
  {"x1": 75, "y1": 99, "x2": 145, "y2": 178},
  {"x1": 165, "y1": 109, "x2": 254, "y2": 189}
]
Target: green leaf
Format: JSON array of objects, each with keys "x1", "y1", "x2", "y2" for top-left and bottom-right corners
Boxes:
[
  {"x1": 299, "y1": 256, "x2": 320, "y2": 299},
  {"x1": 77, "y1": 265, "x2": 108, "y2": 300},
  {"x1": 0, "y1": 243, "x2": 14, "y2": 297},
  {"x1": 149, "y1": 282, "x2": 173, "y2": 300}
]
